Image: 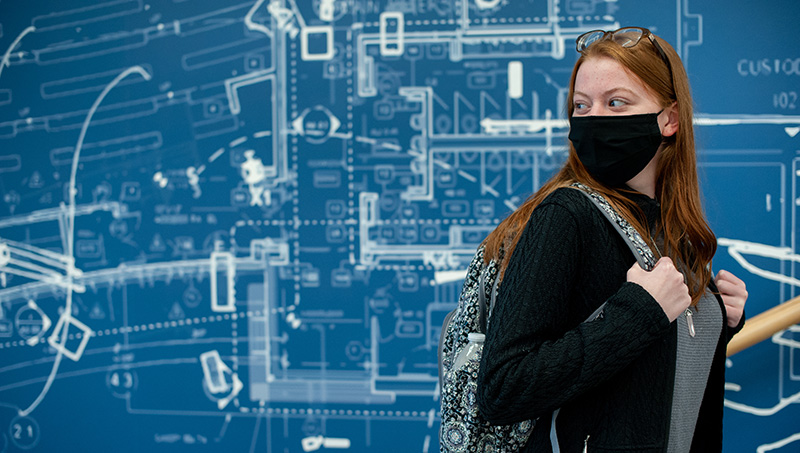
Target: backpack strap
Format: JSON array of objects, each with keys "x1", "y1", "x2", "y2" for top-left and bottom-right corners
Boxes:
[
  {"x1": 478, "y1": 270, "x2": 488, "y2": 334},
  {"x1": 478, "y1": 267, "x2": 499, "y2": 334},
  {"x1": 570, "y1": 182, "x2": 657, "y2": 271}
]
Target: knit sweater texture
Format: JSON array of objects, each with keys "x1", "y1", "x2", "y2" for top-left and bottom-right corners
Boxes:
[{"x1": 476, "y1": 187, "x2": 743, "y2": 452}]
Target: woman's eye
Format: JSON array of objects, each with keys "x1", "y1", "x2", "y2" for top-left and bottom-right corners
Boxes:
[
  {"x1": 609, "y1": 99, "x2": 626, "y2": 108},
  {"x1": 574, "y1": 102, "x2": 589, "y2": 111}
]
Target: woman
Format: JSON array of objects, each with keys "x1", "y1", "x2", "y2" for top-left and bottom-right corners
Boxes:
[{"x1": 476, "y1": 27, "x2": 748, "y2": 452}]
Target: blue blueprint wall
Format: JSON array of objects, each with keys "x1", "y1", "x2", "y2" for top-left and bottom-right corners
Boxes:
[{"x1": 0, "y1": 0, "x2": 798, "y2": 451}]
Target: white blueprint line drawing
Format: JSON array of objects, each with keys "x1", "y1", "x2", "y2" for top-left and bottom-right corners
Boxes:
[
  {"x1": 5, "y1": 65, "x2": 153, "y2": 417},
  {"x1": 756, "y1": 432, "x2": 800, "y2": 453},
  {"x1": 719, "y1": 235, "x2": 800, "y2": 449},
  {"x1": 0, "y1": 0, "x2": 798, "y2": 450},
  {"x1": 0, "y1": 25, "x2": 36, "y2": 80},
  {"x1": 718, "y1": 238, "x2": 800, "y2": 288}
]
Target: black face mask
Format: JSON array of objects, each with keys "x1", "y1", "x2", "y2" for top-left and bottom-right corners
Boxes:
[{"x1": 568, "y1": 112, "x2": 664, "y2": 187}]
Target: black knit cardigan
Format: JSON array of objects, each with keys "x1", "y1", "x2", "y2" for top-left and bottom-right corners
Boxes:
[{"x1": 477, "y1": 187, "x2": 744, "y2": 452}]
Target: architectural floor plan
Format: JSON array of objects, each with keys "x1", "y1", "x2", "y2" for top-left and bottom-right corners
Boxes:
[{"x1": 0, "y1": 0, "x2": 798, "y2": 451}]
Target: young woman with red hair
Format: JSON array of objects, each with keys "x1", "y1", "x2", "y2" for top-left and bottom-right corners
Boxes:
[{"x1": 477, "y1": 28, "x2": 747, "y2": 451}]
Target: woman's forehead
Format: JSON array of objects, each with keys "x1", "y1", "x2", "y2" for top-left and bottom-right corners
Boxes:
[{"x1": 574, "y1": 57, "x2": 656, "y2": 99}]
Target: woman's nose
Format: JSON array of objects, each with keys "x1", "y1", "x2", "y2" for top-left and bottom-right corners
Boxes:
[{"x1": 587, "y1": 105, "x2": 611, "y2": 116}]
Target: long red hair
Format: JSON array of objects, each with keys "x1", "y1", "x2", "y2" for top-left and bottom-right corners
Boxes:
[{"x1": 482, "y1": 33, "x2": 716, "y2": 305}]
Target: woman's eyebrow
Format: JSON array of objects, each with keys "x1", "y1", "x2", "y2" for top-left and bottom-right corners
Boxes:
[{"x1": 573, "y1": 87, "x2": 639, "y2": 99}]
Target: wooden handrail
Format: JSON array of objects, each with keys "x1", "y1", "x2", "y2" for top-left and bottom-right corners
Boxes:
[{"x1": 727, "y1": 295, "x2": 800, "y2": 356}]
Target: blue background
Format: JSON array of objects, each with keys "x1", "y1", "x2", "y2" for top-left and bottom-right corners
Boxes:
[{"x1": 0, "y1": 0, "x2": 799, "y2": 451}]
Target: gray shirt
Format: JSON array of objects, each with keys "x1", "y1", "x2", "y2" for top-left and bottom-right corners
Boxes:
[{"x1": 667, "y1": 289, "x2": 723, "y2": 452}]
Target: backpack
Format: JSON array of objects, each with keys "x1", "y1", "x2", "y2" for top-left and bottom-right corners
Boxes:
[{"x1": 438, "y1": 183, "x2": 656, "y2": 452}]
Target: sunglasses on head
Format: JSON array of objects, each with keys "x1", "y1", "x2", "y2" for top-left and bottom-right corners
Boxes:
[{"x1": 576, "y1": 27, "x2": 673, "y2": 81}]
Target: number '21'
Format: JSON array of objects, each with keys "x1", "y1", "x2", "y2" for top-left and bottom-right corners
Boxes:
[{"x1": 13, "y1": 422, "x2": 33, "y2": 439}]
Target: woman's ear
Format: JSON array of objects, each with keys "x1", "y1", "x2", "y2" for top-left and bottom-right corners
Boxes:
[{"x1": 661, "y1": 102, "x2": 679, "y2": 137}]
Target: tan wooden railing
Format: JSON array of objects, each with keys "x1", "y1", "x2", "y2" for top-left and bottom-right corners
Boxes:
[{"x1": 727, "y1": 295, "x2": 800, "y2": 356}]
